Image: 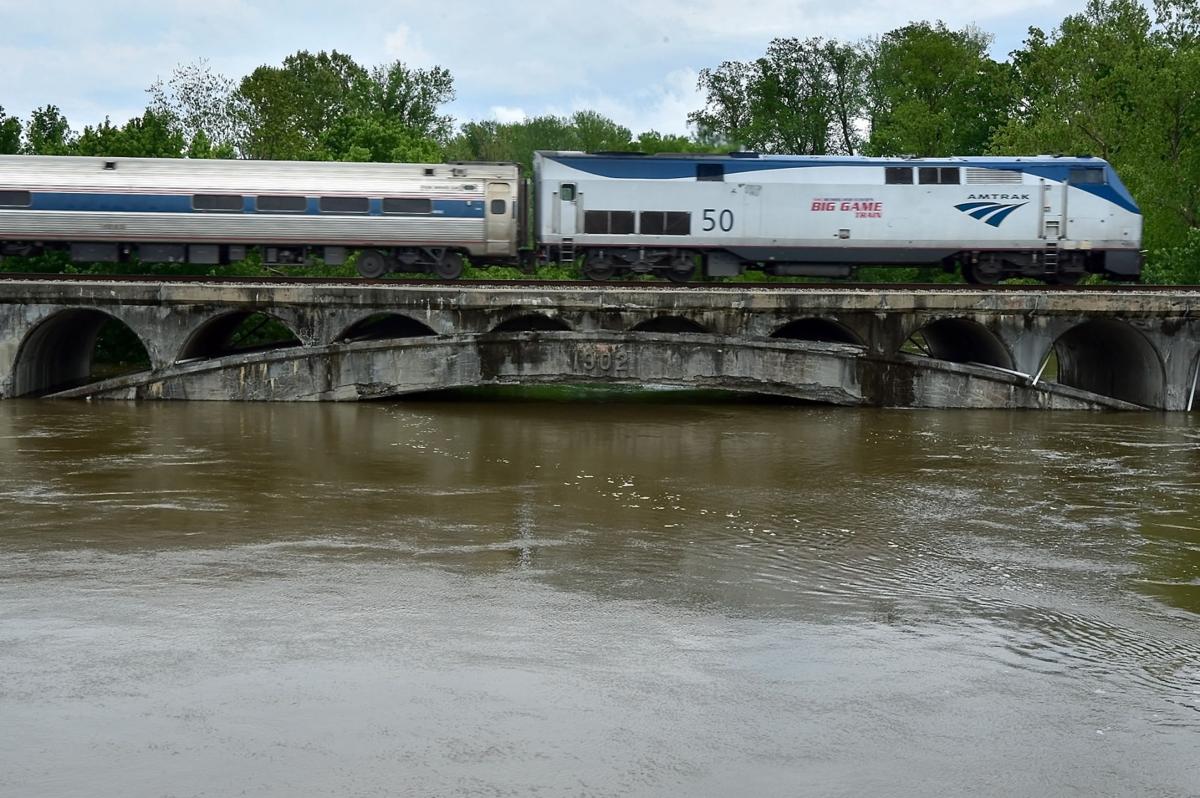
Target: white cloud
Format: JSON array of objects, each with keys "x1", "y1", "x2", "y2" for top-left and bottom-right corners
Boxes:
[
  {"x1": 490, "y1": 106, "x2": 528, "y2": 124},
  {"x1": 383, "y1": 24, "x2": 435, "y2": 67}
]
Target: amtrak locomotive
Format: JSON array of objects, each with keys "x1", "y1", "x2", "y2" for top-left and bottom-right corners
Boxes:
[
  {"x1": 534, "y1": 151, "x2": 1143, "y2": 284},
  {"x1": 0, "y1": 150, "x2": 1142, "y2": 284}
]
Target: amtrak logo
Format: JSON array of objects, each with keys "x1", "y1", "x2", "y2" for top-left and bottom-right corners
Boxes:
[{"x1": 954, "y1": 201, "x2": 1028, "y2": 228}]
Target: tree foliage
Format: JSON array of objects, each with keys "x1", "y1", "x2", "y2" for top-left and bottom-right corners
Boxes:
[
  {"x1": 24, "y1": 105, "x2": 76, "y2": 155},
  {"x1": 992, "y1": 0, "x2": 1200, "y2": 256},
  {"x1": 690, "y1": 37, "x2": 868, "y2": 154},
  {"x1": 232, "y1": 50, "x2": 453, "y2": 162},
  {"x1": 76, "y1": 109, "x2": 185, "y2": 158},
  {"x1": 147, "y1": 59, "x2": 240, "y2": 158},
  {"x1": 0, "y1": 106, "x2": 20, "y2": 154},
  {"x1": 865, "y1": 23, "x2": 1014, "y2": 156}
]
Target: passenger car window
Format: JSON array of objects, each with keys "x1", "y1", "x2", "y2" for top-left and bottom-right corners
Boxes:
[
  {"x1": 0, "y1": 190, "x2": 31, "y2": 207},
  {"x1": 490, "y1": 199, "x2": 507, "y2": 215},
  {"x1": 256, "y1": 195, "x2": 307, "y2": 213},
  {"x1": 383, "y1": 198, "x2": 433, "y2": 214},
  {"x1": 319, "y1": 196, "x2": 369, "y2": 214},
  {"x1": 193, "y1": 194, "x2": 244, "y2": 212}
]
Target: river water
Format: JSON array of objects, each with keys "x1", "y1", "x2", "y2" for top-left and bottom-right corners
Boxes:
[{"x1": 1, "y1": 397, "x2": 1198, "y2": 797}]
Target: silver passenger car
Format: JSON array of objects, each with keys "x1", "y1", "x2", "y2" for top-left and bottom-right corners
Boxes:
[{"x1": 0, "y1": 155, "x2": 523, "y2": 278}]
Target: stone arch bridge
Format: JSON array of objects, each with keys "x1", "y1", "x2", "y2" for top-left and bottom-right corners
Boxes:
[{"x1": 2, "y1": 278, "x2": 1199, "y2": 410}]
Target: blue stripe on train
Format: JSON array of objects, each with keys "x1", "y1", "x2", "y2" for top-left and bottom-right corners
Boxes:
[
  {"x1": 27, "y1": 192, "x2": 485, "y2": 218},
  {"x1": 548, "y1": 156, "x2": 1140, "y2": 214}
]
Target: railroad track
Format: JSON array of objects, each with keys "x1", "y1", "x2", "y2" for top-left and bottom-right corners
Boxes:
[{"x1": 1, "y1": 272, "x2": 1197, "y2": 292}]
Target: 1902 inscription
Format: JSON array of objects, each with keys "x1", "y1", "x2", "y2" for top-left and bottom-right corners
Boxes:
[{"x1": 571, "y1": 345, "x2": 631, "y2": 375}]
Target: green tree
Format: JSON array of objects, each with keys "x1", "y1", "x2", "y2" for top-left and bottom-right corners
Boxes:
[
  {"x1": 0, "y1": 105, "x2": 20, "y2": 154},
  {"x1": 147, "y1": 59, "x2": 241, "y2": 157},
  {"x1": 232, "y1": 50, "x2": 452, "y2": 162},
  {"x1": 23, "y1": 105, "x2": 75, "y2": 154},
  {"x1": 447, "y1": 112, "x2": 634, "y2": 173},
  {"x1": 991, "y1": 0, "x2": 1200, "y2": 264},
  {"x1": 235, "y1": 49, "x2": 369, "y2": 160},
  {"x1": 689, "y1": 37, "x2": 868, "y2": 154},
  {"x1": 865, "y1": 22, "x2": 1013, "y2": 156},
  {"x1": 76, "y1": 109, "x2": 185, "y2": 158}
]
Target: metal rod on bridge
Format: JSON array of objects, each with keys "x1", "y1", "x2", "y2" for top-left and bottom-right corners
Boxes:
[
  {"x1": 1031, "y1": 355, "x2": 1051, "y2": 387},
  {"x1": 1188, "y1": 360, "x2": 1199, "y2": 412}
]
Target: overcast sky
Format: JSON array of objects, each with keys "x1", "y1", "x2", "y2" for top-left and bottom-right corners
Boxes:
[{"x1": 1, "y1": 0, "x2": 1097, "y2": 137}]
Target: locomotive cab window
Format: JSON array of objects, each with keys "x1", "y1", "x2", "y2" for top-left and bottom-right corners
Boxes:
[
  {"x1": 885, "y1": 167, "x2": 913, "y2": 185},
  {"x1": 383, "y1": 198, "x2": 433, "y2": 215},
  {"x1": 0, "y1": 190, "x2": 31, "y2": 207},
  {"x1": 193, "y1": 194, "x2": 244, "y2": 212},
  {"x1": 256, "y1": 195, "x2": 307, "y2": 213},
  {"x1": 918, "y1": 167, "x2": 960, "y2": 185},
  {"x1": 697, "y1": 164, "x2": 724, "y2": 182},
  {"x1": 319, "y1": 196, "x2": 369, "y2": 214},
  {"x1": 560, "y1": 183, "x2": 576, "y2": 202},
  {"x1": 1069, "y1": 167, "x2": 1106, "y2": 185},
  {"x1": 490, "y1": 199, "x2": 507, "y2": 215}
]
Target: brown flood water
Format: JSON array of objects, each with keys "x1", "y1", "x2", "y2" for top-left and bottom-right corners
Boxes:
[{"x1": 1, "y1": 398, "x2": 1199, "y2": 797}]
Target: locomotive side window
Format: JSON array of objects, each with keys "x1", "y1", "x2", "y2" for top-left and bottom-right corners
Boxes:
[
  {"x1": 585, "y1": 210, "x2": 635, "y2": 234},
  {"x1": 697, "y1": 164, "x2": 724, "y2": 182},
  {"x1": 256, "y1": 195, "x2": 307, "y2": 213},
  {"x1": 319, "y1": 196, "x2": 369, "y2": 214},
  {"x1": 884, "y1": 167, "x2": 913, "y2": 185},
  {"x1": 0, "y1": 190, "x2": 31, "y2": 207},
  {"x1": 640, "y1": 211, "x2": 691, "y2": 236},
  {"x1": 193, "y1": 194, "x2": 244, "y2": 212},
  {"x1": 560, "y1": 184, "x2": 576, "y2": 202},
  {"x1": 490, "y1": 199, "x2": 507, "y2": 215},
  {"x1": 1069, "y1": 167, "x2": 1106, "y2": 185},
  {"x1": 383, "y1": 198, "x2": 433, "y2": 214},
  {"x1": 918, "y1": 167, "x2": 960, "y2": 185}
]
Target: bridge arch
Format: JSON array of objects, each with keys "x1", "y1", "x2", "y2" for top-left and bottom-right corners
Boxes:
[
  {"x1": 11, "y1": 308, "x2": 152, "y2": 397},
  {"x1": 771, "y1": 318, "x2": 863, "y2": 345},
  {"x1": 491, "y1": 313, "x2": 572, "y2": 333},
  {"x1": 176, "y1": 310, "x2": 302, "y2": 362},
  {"x1": 1044, "y1": 320, "x2": 1165, "y2": 407},
  {"x1": 901, "y1": 317, "x2": 1013, "y2": 370},
  {"x1": 630, "y1": 316, "x2": 709, "y2": 334},
  {"x1": 336, "y1": 313, "x2": 436, "y2": 343}
]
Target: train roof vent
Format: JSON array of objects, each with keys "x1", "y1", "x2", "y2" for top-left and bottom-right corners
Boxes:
[
  {"x1": 966, "y1": 167, "x2": 1023, "y2": 184},
  {"x1": 103, "y1": 161, "x2": 117, "y2": 170},
  {"x1": 729, "y1": 151, "x2": 760, "y2": 158}
]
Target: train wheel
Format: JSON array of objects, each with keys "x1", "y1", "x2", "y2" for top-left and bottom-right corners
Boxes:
[
  {"x1": 357, "y1": 249, "x2": 388, "y2": 279},
  {"x1": 665, "y1": 255, "x2": 696, "y2": 283},
  {"x1": 434, "y1": 252, "x2": 464, "y2": 279},
  {"x1": 583, "y1": 258, "x2": 616, "y2": 281},
  {"x1": 963, "y1": 261, "x2": 1001, "y2": 285}
]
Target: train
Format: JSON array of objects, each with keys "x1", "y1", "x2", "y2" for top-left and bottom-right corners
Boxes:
[{"x1": 0, "y1": 151, "x2": 1143, "y2": 284}]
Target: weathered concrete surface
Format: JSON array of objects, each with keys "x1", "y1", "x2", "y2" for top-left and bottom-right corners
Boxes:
[
  {"x1": 3, "y1": 279, "x2": 1199, "y2": 408},
  {"x1": 45, "y1": 332, "x2": 1137, "y2": 411}
]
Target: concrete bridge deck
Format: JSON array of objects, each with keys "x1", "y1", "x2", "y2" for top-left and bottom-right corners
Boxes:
[{"x1": 2, "y1": 279, "x2": 1198, "y2": 410}]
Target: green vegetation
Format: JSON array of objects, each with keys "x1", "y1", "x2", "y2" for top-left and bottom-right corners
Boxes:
[{"x1": 4, "y1": 0, "x2": 1200, "y2": 281}]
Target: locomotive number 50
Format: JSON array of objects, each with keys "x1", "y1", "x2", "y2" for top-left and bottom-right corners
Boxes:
[{"x1": 702, "y1": 209, "x2": 735, "y2": 232}]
